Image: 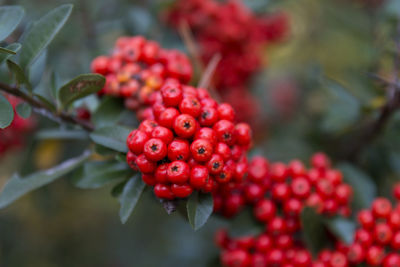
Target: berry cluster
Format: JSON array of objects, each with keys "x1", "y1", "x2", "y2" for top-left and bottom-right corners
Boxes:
[
  {"x1": 0, "y1": 94, "x2": 35, "y2": 157},
  {"x1": 91, "y1": 36, "x2": 193, "y2": 114},
  {"x1": 214, "y1": 153, "x2": 353, "y2": 218},
  {"x1": 125, "y1": 81, "x2": 252, "y2": 200},
  {"x1": 214, "y1": 153, "x2": 355, "y2": 267}
]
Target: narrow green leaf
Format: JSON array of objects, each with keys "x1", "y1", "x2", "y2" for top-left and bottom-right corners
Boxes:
[
  {"x1": 33, "y1": 93, "x2": 56, "y2": 112},
  {"x1": 0, "y1": 150, "x2": 90, "y2": 209},
  {"x1": 15, "y1": 102, "x2": 31, "y2": 118},
  {"x1": 187, "y1": 191, "x2": 213, "y2": 231},
  {"x1": 90, "y1": 125, "x2": 131, "y2": 153},
  {"x1": 36, "y1": 129, "x2": 88, "y2": 140},
  {"x1": 72, "y1": 160, "x2": 131, "y2": 189},
  {"x1": 50, "y1": 71, "x2": 61, "y2": 100},
  {"x1": 338, "y1": 163, "x2": 376, "y2": 209},
  {"x1": 0, "y1": 43, "x2": 21, "y2": 63},
  {"x1": 0, "y1": 94, "x2": 14, "y2": 128},
  {"x1": 92, "y1": 97, "x2": 125, "y2": 128},
  {"x1": 19, "y1": 4, "x2": 72, "y2": 70},
  {"x1": 6, "y1": 59, "x2": 32, "y2": 91},
  {"x1": 0, "y1": 47, "x2": 17, "y2": 55},
  {"x1": 325, "y1": 217, "x2": 356, "y2": 245},
  {"x1": 119, "y1": 175, "x2": 145, "y2": 224},
  {"x1": 300, "y1": 207, "x2": 327, "y2": 256},
  {"x1": 57, "y1": 74, "x2": 105, "y2": 109},
  {"x1": 0, "y1": 6, "x2": 24, "y2": 41},
  {"x1": 29, "y1": 49, "x2": 47, "y2": 88}
]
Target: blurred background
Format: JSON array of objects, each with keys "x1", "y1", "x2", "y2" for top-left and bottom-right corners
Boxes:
[{"x1": 1, "y1": 0, "x2": 400, "y2": 266}]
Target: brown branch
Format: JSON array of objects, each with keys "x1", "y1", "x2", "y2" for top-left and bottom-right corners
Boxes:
[{"x1": 0, "y1": 82, "x2": 94, "y2": 131}]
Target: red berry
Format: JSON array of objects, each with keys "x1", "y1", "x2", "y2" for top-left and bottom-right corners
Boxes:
[
  {"x1": 366, "y1": 246, "x2": 385, "y2": 266},
  {"x1": 135, "y1": 154, "x2": 157, "y2": 174},
  {"x1": 391, "y1": 231, "x2": 400, "y2": 249},
  {"x1": 190, "y1": 138, "x2": 213, "y2": 162},
  {"x1": 374, "y1": 223, "x2": 393, "y2": 245},
  {"x1": 291, "y1": 177, "x2": 311, "y2": 199},
  {"x1": 167, "y1": 160, "x2": 190, "y2": 184},
  {"x1": 372, "y1": 198, "x2": 392, "y2": 218},
  {"x1": 217, "y1": 103, "x2": 235, "y2": 121},
  {"x1": 347, "y1": 243, "x2": 365, "y2": 264},
  {"x1": 215, "y1": 165, "x2": 233, "y2": 183},
  {"x1": 143, "y1": 138, "x2": 167, "y2": 162},
  {"x1": 139, "y1": 119, "x2": 158, "y2": 135},
  {"x1": 394, "y1": 183, "x2": 400, "y2": 201},
  {"x1": 199, "y1": 106, "x2": 218, "y2": 126},
  {"x1": 390, "y1": 211, "x2": 400, "y2": 230},
  {"x1": 173, "y1": 114, "x2": 196, "y2": 138},
  {"x1": 266, "y1": 249, "x2": 284, "y2": 265},
  {"x1": 270, "y1": 162, "x2": 287, "y2": 183},
  {"x1": 207, "y1": 154, "x2": 224, "y2": 174},
  {"x1": 91, "y1": 56, "x2": 109, "y2": 74},
  {"x1": 383, "y1": 253, "x2": 400, "y2": 267},
  {"x1": 142, "y1": 174, "x2": 156, "y2": 186},
  {"x1": 354, "y1": 229, "x2": 373, "y2": 248},
  {"x1": 248, "y1": 156, "x2": 269, "y2": 183},
  {"x1": 171, "y1": 184, "x2": 193, "y2": 198},
  {"x1": 155, "y1": 164, "x2": 168, "y2": 183},
  {"x1": 358, "y1": 210, "x2": 375, "y2": 229},
  {"x1": 159, "y1": 107, "x2": 179, "y2": 129},
  {"x1": 195, "y1": 127, "x2": 218, "y2": 146},
  {"x1": 326, "y1": 169, "x2": 343, "y2": 185},
  {"x1": 168, "y1": 139, "x2": 190, "y2": 161},
  {"x1": 126, "y1": 151, "x2": 138, "y2": 170},
  {"x1": 244, "y1": 183, "x2": 264, "y2": 203},
  {"x1": 293, "y1": 250, "x2": 312, "y2": 267},
  {"x1": 272, "y1": 183, "x2": 291, "y2": 201},
  {"x1": 311, "y1": 152, "x2": 331, "y2": 169},
  {"x1": 179, "y1": 97, "x2": 201, "y2": 117},
  {"x1": 127, "y1": 130, "x2": 149, "y2": 155},
  {"x1": 190, "y1": 165, "x2": 209, "y2": 189},
  {"x1": 329, "y1": 252, "x2": 348, "y2": 267},
  {"x1": 154, "y1": 183, "x2": 174, "y2": 200},
  {"x1": 335, "y1": 184, "x2": 352, "y2": 205},
  {"x1": 152, "y1": 126, "x2": 173, "y2": 144},
  {"x1": 316, "y1": 178, "x2": 334, "y2": 199},
  {"x1": 255, "y1": 234, "x2": 273, "y2": 253},
  {"x1": 215, "y1": 142, "x2": 231, "y2": 161},
  {"x1": 267, "y1": 216, "x2": 286, "y2": 235},
  {"x1": 234, "y1": 123, "x2": 252, "y2": 146},
  {"x1": 213, "y1": 120, "x2": 235, "y2": 145},
  {"x1": 283, "y1": 198, "x2": 303, "y2": 217},
  {"x1": 161, "y1": 83, "x2": 183, "y2": 107}
]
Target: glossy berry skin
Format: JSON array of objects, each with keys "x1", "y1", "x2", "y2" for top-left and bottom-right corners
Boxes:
[
  {"x1": 372, "y1": 198, "x2": 392, "y2": 218},
  {"x1": 347, "y1": 243, "x2": 365, "y2": 264},
  {"x1": 152, "y1": 126, "x2": 173, "y2": 144},
  {"x1": 139, "y1": 120, "x2": 158, "y2": 135},
  {"x1": 168, "y1": 139, "x2": 190, "y2": 161},
  {"x1": 190, "y1": 139, "x2": 213, "y2": 162},
  {"x1": 207, "y1": 154, "x2": 224, "y2": 174},
  {"x1": 154, "y1": 183, "x2": 174, "y2": 200},
  {"x1": 366, "y1": 246, "x2": 385, "y2": 266},
  {"x1": 161, "y1": 84, "x2": 183, "y2": 107},
  {"x1": 179, "y1": 97, "x2": 201, "y2": 118},
  {"x1": 234, "y1": 123, "x2": 252, "y2": 146},
  {"x1": 291, "y1": 177, "x2": 311, "y2": 199},
  {"x1": 171, "y1": 184, "x2": 193, "y2": 198},
  {"x1": 217, "y1": 103, "x2": 235, "y2": 121},
  {"x1": 215, "y1": 165, "x2": 233, "y2": 184},
  {"x1": 135, "y1": 154, "x2": 157, "y2": 174},
  {"x1": 143, "y1": 138, "x2": 167, "y2": 162},
  {"x1": 358, "y1": 210, "x2": 375, "y2": 229},
  {"x1": 213, "y1": 120, "x2": 236, "y2": 145},
  {"x1": 383, "y1": 253, "x2": 400, "y2": 267},
  {"x1": 127, "y1": 130, "x2": 149, "y2": 155},
  {"x1": 195, "y1": 127, "x2": 218, "y2": 146},
  {"x1": 374, "y1": 223, "x2": 393, "y2": 245},
  {"x1": 199, "y1": 106, "x2": 218, "y2": 126},
  {"x1": 167, "y1": 160, "x2": 190, "y2": 184},
  {"x1": 173, "y1": 114, "x2": 197, "y2": 138},
  {"x1": 190, "y1": 165, "x2": 209, "y2": 189},
  {"x1": 155, "y1": 164, "x2": 168, "y2": 183},
  {"x1": 126, "y1": 151, "x2": 138, "y2": 170},
  {"x1": 159, "y1": 107, "x2": 180, "y2": 129},
  {"x1": 142, "y1": 174, "x2": 156, "y2": 186}
]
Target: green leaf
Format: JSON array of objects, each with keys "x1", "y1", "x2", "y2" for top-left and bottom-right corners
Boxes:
[
  {"x1": 90, "y1": 125, "x2": 131, "y2": 153},
  {"x1": 19, "y1": 4, "x2": 72, "y2": 70},
  {"x1": 15, "y1": 102, "x2": 31, "y2": 118},
  {"x1": 300, "y1": 207, "x2": 327, "y2": 256},
  {"x1": 119, "y1": 175, "x2": 145, "y2": 224},
  {"x1": 57, "y1": 74, "x2": 105, "y2": 109},
  {"x1": 0, "y1": 46, "x2": 17, "y2": 55},
  {"x1": 338, "y1": 163, "x2": 376, "y2": 209},
  {"x1": 187, "y1": 191, "x2": 213, "y2": 231},
  {"x1": 0, "y1": 94, "x2": 14, "y2": 129},
  {"x1": 0, "y1": 6, "x2": 24, "y2": 41},
  {"x1": 36, "y1": 129, "x2": 88, "y2": 140},
  {"x1": 325, "y1": 217, "x2": 355, "y2": 245},
  {"x1": 0, "y1": 43, "x2": 21, "y2": 63},
  {"x1": 50, "y1": 71, "x2": 61, "y2": 100},
  {"x1": 29, "y1": 49, "x2": 47, "y2": 88},
  {"x1": 0, "y1": 150, "x2": 90, "y2": 209},
  {"x1": 72, "y1": 160, "x2": 131, "y2": 189},
  {"x1": 92, "y1": 97, "x2": 125, "y2": 128},
  {"x1": 33, "y1": 93, "x2": 56, "y2": 112},
  {"x1": 6, "y1": 59, "x2": 32, "y2": 91}
]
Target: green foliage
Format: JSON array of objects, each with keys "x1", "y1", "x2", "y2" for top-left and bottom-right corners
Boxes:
[
  {"x1": 19, "y1": 4, "x2": 72, "y2": 70},
  {"x1": 57, "y1": 74, "x2": 105, "y2": 109},
  {"x1": 0, "y1": 46, "x2": 17, "y2": 55},
  {"x1": 35, "y1": 129, "x2": 89, "y2": 140},
  {"x1": 0, "y1": 6, "x2": 24, "y2": 41},
  {"x1": 0, "y1": 43, "x2": 21, "y2": 63},
  {"x1": 0, "y1": 93, "x2": 14, "y2": 129},
  {"x1": 0, "y1": 150, "x2": 90, "y2": 209},
  {"x1": 325, "y1": 217, "x2": 356, "y2": 245},
  {"x1": 119, "y1": 175, "x2": 145, "y2": 224},
  {"x1": 92, "y1": 97, "x2": 126, "y2": 128},
  {"x1": 6, "y1": 59, "x2": 32, "y2": 91},
  {"x1": 72, "y1": 160, "x2": 132, "y2": 189},
  {"x1": 15, "y1": 102, "x2": 32, "y2": 118},
  {"x1": 187, "y1": 192, "x2": 213, "y2": 231},
  {"x1": 300, "y1": 207, "x2": 327, "y2": 256},
  {"x1": 90, "y1": 125, "x2": 132, "y2": 153}
]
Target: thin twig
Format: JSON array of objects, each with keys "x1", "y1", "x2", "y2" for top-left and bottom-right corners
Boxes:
[
  {"x1": 160, "y1": 199, "x2": 177, "y2": 214},
  {"x1": 178, "y1": 21, "x2": 203, "y2": 77},
  {"x1": 198, "y1": 53, "x2": 222, "y2": 101},
  {"x1": 0, "y1": 82, "x2": 94, "y2": 131}
]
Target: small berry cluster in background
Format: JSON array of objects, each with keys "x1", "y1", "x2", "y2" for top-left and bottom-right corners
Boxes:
[
  {"x1": 0, "y1": 94, "x2": 35, "y2": 157},
  {"x1": 126, "y1": 81, "x2": 252, "y2": 199},
  {"x1": 91, "y1": 36, "x2": 193, "y2": 116},
  {"x1": 164, "y1": 0, "x2": 289, "y2": 123}
]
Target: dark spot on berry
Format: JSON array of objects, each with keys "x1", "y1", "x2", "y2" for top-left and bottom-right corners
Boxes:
[
  {"x1": 213, "y1": 162, "x2": 220, "y2": 169},
  {"x1": 198, "y1": 147, "x2": 205, "y2": 154},
  {"x1": 171, "y1": 165, "x2": 179, "y2": 172},
  {"x1": 223, "y1": 133, "x2": 231, "y2": 140},
  {"x1": 177, "y1": 155, "x2": 183, "y2": 160},
  {"x1": 219, "y1": 172, "x2": 226, "y2": 179},
  {"x1": 202, "y1": 112, "x2": 209, "y2": 119},
  {"x1": 183, "y1": 121, "x2": 191, "y2": 129},
  {"x1": 151, "y1": 144, "x2": 158, "y2": 151}
]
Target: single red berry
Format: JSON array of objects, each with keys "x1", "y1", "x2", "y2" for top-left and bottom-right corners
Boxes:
[
  {"x1": 283, "y1": 198, "x2": 303, "y2": 217},
  {"x1": 190, "y1": 138, "x2": 213, "y2": 162},
  {"x1": 158, "y1": 107, "x2": 179, "y2": 129},
  {"x1": 207, "y1": 154, "x2": 224, "y2": 174},
  {"x1": 275, "y1": 234, "x2": 293, "y2": 249},
  {"x1": 267, "y1": 216, "x2": 286, "y2": 235},
  {"x1": 335, "y1": 184, "x2": 352, "y2": 205},
  {"x1": 254, "y1": 199, "x2": 277, "y2": 222},
  {"x1": 372, "y1": 198, "x2": 392, "y2": 218},
  {"x1": 323, "y1": 199, "x2": 339, "y2": 215},
  {"x1": 306, "y1": 193, "x2": 324, "y2": 213},
  {"x1": 127, "y1": 130, "x2": 149, "y2": 155},
  {"x1": 154, "y1": 183, "x2": 174, "y2": 200},
  {"x1": 167, "y1": 160, "x2": 190, "y2": 184},
  {"x1": 272, "y1": 183, "x2": 291, "y2": 201},
  {"x1": 179, "y1": 96, "x2": 201, "y2": 118},
  {"x1": 233, "y1": 161, "x2": 248, "y2": 182},
  {"x1": 143, "y1": 138, "x2": 167, "y2": 162},
  {"x1": 244, "y1": 183, "x2": 264, "y2": 203},
  {"x1": 213, "y1": 120, "x2": 236, "y2": 145},
  {"x1": 234, "y1": 123, "x2": 252, "y2": 146},
  {"x1": 190, "y1": 165, "x2": 209, "y2": 189},
  {"x1": 326, "y1": 169, "x2": 343, "y2": 185},
  {"x1": 366, "y1": 246, "x2": 385, "y2": 266},
  {"x1": 194, "y1": 127, "x2": 218, "y2": 146},
  {"x1": 171, "y1": 184, "x2": 193, "y2": 198},
  {"x1": 354, "y1": 229, "x2": 374, "y2": 248},
  {"x1": 291, "y1": 177, "x2": 311, "y2": 199},
  {"x1": 139, "y1": 119, "x2": 158, "y2": 135},
  {"x1": 255, "y1": 234, "x2": 273, "y2": 253},
  {"x1": 91, "y1": 56, "x2": 109, "y2": 74},
  {"x1": 199, "y1": 106, "x2": 218, "y2": 126},
  {"x1": 215, "y1": 142, "x2": 231, "y2": 161},
  {"x1": 389, "y1": 211, "x2": 400, "y2": 230},
  {"x1": 135, "y1": 154, "x2": 157, "y2": 174},
  {"x1": 270, "y1": 162, "x2": 287, "y2": 183},
  {"x1": 347, "y1": 243, "x2": 365, "y2": 264},
  {"x1": 236, "y1": 236, "x2": 255, "y2": 250},
  {"x1": 391, "y1": 231, "x2": 400, "y2": 249},
  {"x1": 266, "y1": 249, "x2": 284, "y2": 265},
  {"x1": 152, "y1": 126, "x2": 173, "y2": 144},
  {"x1": 217, "y1": 103, "x2": 235, "y2": 122},
  {"x1": 329, "y1": 252, "x2": 348, "y2": 267},
  {"x1": 316, "y1": 178, "x2": 334, "y2": 199},
  {"x1": 167, "y1": 139, "x2": 190, "y2": 161},
  {"x1": 251, "y1": 253, "x2": 267, "y2": 267},
  {"x1": 358, "y1": 210, "x2": 375, "y2": 229},
  {"x1": 248, "y1": 156, "x2": 269, "y2": 184},
  {"x1": 126, "y1": 151, "x2": 138, "y2": 170},
  {"x1": 173, "y1": 114, "x2": 196, "y2": 138},
  {"x1": 222, "y1": 194, "x2": 244, "y2": 217},
  {"x1": 318, "y1": 250, "x2": 332, "y2": 263},
  {"x1": 215, "y1": 165, "x2": 233, "y2": 183},
  {"x1": 161, "y1": 83, "x2": 183, "y2": 107},
  {"x1": 288, "y1": 159, "x2": 307, "y2": 177},
  {"x1": 155, "y1": 164, "x2": 168, "y2": 183},
  {"x1": 293, "y1": 250, "x2": 312, "y2": 267},
  {"x1": 311, "y1": 152, "x2": 331, "y2": 169},
  {"x1": 383, "y1": 253, "x2": 400, "y2": 267},
  {"x1": 374, "y1": 223, "x2": 393, "y2": 245}
]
